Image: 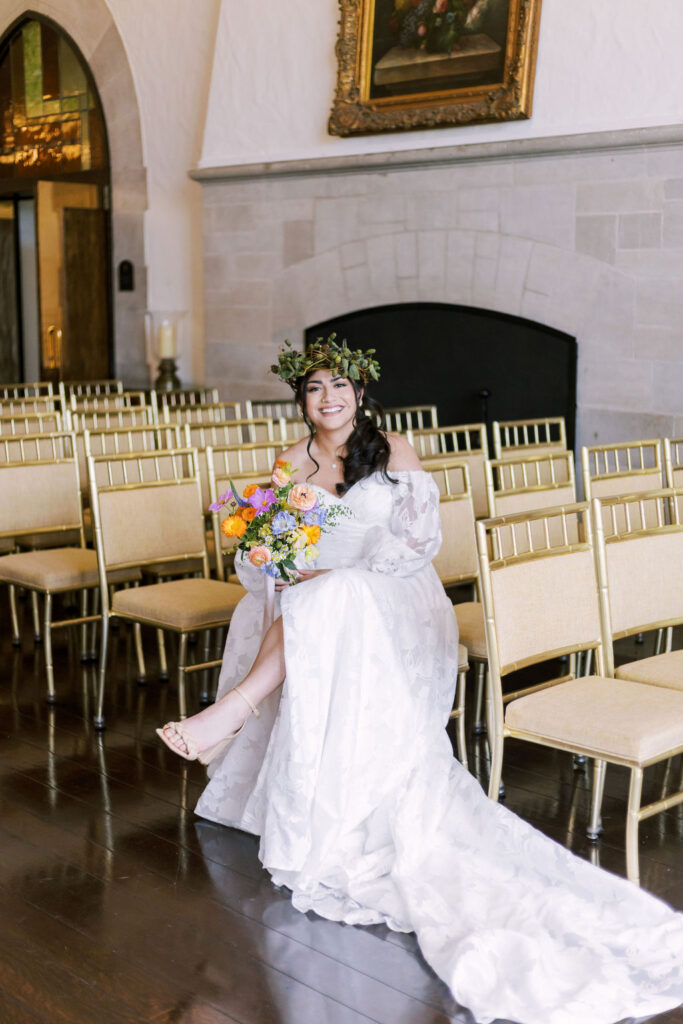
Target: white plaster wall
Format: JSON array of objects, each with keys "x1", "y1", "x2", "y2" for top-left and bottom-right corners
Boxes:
[
  {"x1": 201, "y1": 0, "x2": 683, "y2": 168},
  {"x1": 104, "y1": 0, "x2": 220, "y2": 384}
]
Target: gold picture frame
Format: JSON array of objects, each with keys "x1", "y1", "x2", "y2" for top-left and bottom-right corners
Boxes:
[{"x1": 329, "y1": 0, "x2": 542, "y2": 137}]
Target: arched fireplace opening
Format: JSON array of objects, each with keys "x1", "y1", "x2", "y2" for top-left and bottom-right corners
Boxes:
[{"x1": 306, "y1": 303, "x2": 577, "y2": 448}]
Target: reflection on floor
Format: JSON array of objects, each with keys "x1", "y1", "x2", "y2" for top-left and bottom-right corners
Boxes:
[{"x1": 0, "y1": 587, "x2": 682, "y2": 1024}]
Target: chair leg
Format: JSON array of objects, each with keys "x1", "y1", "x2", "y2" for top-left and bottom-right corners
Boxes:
[
  {"x1": 473, "y1": 662, "x2": 486, "y2": 734},
  {"x1": 31, "y1": 590, "x2": 41, "y2": 642},
  {"x1": 89, "y1": 587, "x2": 99, "y2": 659},
  {"x1": 157, "y1": 629, "x2": 168, "y2": 680},
  {"x1": 134, "y1": 622, "x2": 146, "y2": 682},
  {"x1": 487, "y1": 731, "x2": 504, "y2": 802},
  {"x1": 43, "y1": 592, "x2": 56, "y2": 704},
  {"x1": 454, "y1": 669, "x2": 468, "y2": 769},
  {"x1": 625, "y1": 766, "x2": 643, "y2": 885},
  {"x1": 80, "y1": 589, "x2": 89, "y2": 662},
  {"x1": 9, "y1": 585, "x2": 20, "y2": 645},
  {"x1": 94, "y1": 614, "x2": 111, "y2": 730},
  {"x1": 177, "y1": 632, "x2": 188, "y2": 720},
  {"x1": 587, "y1": 758, "x2": 606, "y2": 840}
]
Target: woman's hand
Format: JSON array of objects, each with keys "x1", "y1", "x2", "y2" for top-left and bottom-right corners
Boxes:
[{"x1": 274, "y1": 569, "x2": 330, "y2": 592}]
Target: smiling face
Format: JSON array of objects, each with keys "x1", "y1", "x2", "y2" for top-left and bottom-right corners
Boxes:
[{"x1": 301, "y1": 368, "x2": 361, "y2": 435}]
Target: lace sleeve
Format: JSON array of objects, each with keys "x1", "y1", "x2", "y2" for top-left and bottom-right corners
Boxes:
[{"x1": 359, "y1": 471, "x2": 442, "y2": 577}]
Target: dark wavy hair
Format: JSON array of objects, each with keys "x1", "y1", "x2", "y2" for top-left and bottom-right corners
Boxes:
[{"x1": 294, "y1": 373, "x2": 395, "y2": 496}]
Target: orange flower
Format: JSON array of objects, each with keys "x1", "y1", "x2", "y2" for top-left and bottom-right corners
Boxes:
[
  {"x1": 221, "y1": 515, "x2": 247, "y2": 539},
  {"x1": 240, "y1": 507, "x2": 257, "y2": 522},
  {"x1": 302, "y1": 524, "x2": 321, "y2": 545},
  {"x1": 243, "y1": 484, "x2": 259, "y2": 498}
]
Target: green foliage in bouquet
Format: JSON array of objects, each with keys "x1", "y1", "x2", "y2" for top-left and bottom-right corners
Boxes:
[{"x1": 271, "y1": 333, "x2": 381, "y2": 389}]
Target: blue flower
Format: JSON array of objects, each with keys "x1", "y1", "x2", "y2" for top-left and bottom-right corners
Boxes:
[
  {"x1": 271, "y1": 510, "x2": 297, "y2": 535},
  {"x1": 446, "y1": 11, "x2": 455, "y2": 21},
  {"x1": 303, "y1": 506, "x2": 328, "y2": 527},
  {"x1": 262, "y1": 561, "x2": 280, "y2": 577}
]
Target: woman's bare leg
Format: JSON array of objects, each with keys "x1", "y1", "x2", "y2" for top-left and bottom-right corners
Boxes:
[{"x1": 161, "y1": 616, "x2": 285, "y2": 756}]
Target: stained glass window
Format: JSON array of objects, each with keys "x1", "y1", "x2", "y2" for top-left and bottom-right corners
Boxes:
[{"x1": 0, "y1": 18, "x2": 106, "y2": 178}]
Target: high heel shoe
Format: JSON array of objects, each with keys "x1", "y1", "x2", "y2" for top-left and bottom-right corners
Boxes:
[{"x1": 156, "y1": 683, "x2": 261, "y2": 765}]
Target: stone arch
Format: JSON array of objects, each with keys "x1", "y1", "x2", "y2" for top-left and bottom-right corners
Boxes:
[
  {"x1": 0, "y1": 2, "x2": 147, "y2": 381},
  {"x1": 270, "y1": 228, "x2": 637, "y2": 450}
]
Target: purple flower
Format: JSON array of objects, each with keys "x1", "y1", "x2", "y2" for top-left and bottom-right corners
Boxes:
[
  {"x1": 248, "y1": 487, "x2": 277, "y2": 514},
  {"x1": 271, "y1": 510, "x2": 297, "y2": 535},
  {"x1": 208, "y1": 488, "x2": 233, "y2": 512},
  {"x1": 303, "y1": 506, "x2": 328, "y2": 527}
]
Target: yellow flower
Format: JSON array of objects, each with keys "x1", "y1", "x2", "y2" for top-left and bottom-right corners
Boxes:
[{"x1": 291, "y1": 529, "x2": 308, "y2": 551}]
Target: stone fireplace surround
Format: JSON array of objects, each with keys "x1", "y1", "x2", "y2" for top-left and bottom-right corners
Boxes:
[{"x1": 194, "y1": 128, "x2": 683, "y2": 454}]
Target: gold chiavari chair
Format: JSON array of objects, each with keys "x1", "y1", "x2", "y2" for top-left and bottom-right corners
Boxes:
[
  {"x1": 59, "y1": 380, "x2": 123, "y2": 409},
  {"x1": 0, "y1": 432, "x2": 140, "y2": 700},
  {"x1": 582, "y1": 439, "x2": 663, "y2": 502},
  {"x1": 0, "y1": 395, "x2": 60, "y2": 416},
  {"x1": 492, "y1": 416, "x2": 567, "y2": 460},
  {"x1": 69, "y1": 389, "x2": 154, "y2": 417},
  {"x1": 409, "y1": 423, "x2": 489, "y2": 518},
  {"x1": 162, "y1": 401, "x2": 246, "y2": 426},
  {"x1": 0, "y1": 381, "x2": 54, "y2": 399},
  {"x1": 247, "y1": 398, "x2": 297, "y2": 420},
  {"x1": 0, "y1": 411, "x2": 62, "y2": 435},
  {"x1": 87, "y1": 448, "x2": 245, "y2": 726},
  {"x1": 478, "y1": 501, "x2": 683, "y2": 885},
  {"x1": 383, "y1": 405, "x2": 439, "y2": 432},
  {"x1": 155, "y1": 387, "x2": 222, "y2": 412},
  {"x1": 485, "y1": 451, "x2": 576, "y2": 520}
]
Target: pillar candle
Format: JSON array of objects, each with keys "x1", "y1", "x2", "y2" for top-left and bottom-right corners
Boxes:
[{"x1": 158, "y1": 320, "x2": 176, "y2": 359}]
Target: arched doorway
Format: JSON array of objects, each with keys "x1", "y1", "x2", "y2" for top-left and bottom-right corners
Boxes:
[{"x1": 0, "y1": 13, "x2": 112, "y2": 384}]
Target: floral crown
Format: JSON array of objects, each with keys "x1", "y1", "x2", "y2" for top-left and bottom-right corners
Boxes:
[{"x1": 271, "y1": 333, "x2": 381, "y2": 390}]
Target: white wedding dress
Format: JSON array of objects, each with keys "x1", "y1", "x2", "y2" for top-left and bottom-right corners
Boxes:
[{"x1": 196, "y1": 470, "x2": 683, "y2": 1024}]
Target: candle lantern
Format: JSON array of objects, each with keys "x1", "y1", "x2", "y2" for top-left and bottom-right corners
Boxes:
[{"x1": 146, "y1": 311, "x2": 185, "y2": 391}]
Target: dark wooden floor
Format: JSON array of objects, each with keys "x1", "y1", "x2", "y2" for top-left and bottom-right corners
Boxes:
[{"x1": 1, "y1": 589, "x2": 682, "y2": 1024}]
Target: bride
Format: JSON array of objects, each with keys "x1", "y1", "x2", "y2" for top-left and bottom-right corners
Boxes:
[{"x1": 158, "y1": 338, "x2": 683, "y2": 1024}]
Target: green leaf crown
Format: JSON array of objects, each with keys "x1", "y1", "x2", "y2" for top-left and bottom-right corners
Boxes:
[{"x1": 271, "y1": 333, "x2": 381, "y2": 389}]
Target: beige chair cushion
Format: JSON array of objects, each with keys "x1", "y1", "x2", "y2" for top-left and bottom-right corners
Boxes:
[
  {"x1": 454, "y1": 602, "x2": 487, "y2": 659},
  {"x1": 505, "y1": 675, "x2": 683, "y2": 763},
  {"x1": 0, "y1": 548, "x2": 139, "y2": 591},
  {"x1": 112, "y1": 577, "x2": 246, "y2": 630},
  {"x1": 616, "y1": 650, "x2": 683, "y2": 691},
  {"x1": 458, "y1": 643, "x2": 469, "y2": 672}
]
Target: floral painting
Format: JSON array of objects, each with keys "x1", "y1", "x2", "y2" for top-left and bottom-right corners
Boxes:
[{"x1": 329, "y1": 0, "x2": 542, "y2": 136}]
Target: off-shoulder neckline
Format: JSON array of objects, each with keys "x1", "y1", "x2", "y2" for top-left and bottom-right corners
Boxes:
[{"x1": 312, "y1": 468, "x2": 430, "y2": 501}]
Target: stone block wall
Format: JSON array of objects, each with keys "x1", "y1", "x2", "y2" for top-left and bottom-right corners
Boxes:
[{"x1": 200, "y1": 140, "x2": 683, "y2": 452}]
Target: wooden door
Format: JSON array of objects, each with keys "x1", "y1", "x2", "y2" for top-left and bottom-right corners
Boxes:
[
  {"x1": 62, "y1": 207, "x2": 109, "y2": 379},
  {"x1": 36, "y1": 181, "x2": 110, "y2": 382}
]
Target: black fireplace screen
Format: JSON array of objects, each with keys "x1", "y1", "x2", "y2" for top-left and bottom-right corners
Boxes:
[{"x1": 306, "y1": 303, "x2": 577, "y2": 449}]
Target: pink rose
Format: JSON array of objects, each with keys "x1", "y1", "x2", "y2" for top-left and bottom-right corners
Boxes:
[
  {"x1": 288, "y1": 483, "x2": 317, "y2": 511},
  {"x1": 434, "y1": 0, "x2": 447, "y2": 12},
  {"x1": 417, "y1": 23, "x2": 427, "y2": 36},
  {"x1": 248, "y1": 546, "x2": 272, "y2": 567}
]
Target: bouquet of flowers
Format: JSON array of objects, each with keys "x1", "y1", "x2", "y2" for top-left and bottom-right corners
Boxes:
[
  {"x1": 389, "y1": 0, "x2": 469, "y2": 55},
  {"x1": 209, "y1": 461, "x2": 349, "y2": 583}
]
